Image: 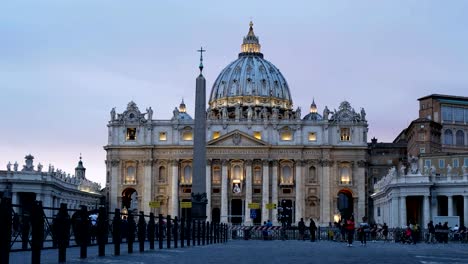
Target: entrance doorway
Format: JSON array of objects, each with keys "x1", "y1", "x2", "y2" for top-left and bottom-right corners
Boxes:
[
  {"x1": 406, "y1": 196, "x2": 423, "y2": 226},
  {"x1": 212, "y1": 208, "x2": 220, "y2": 223},
  {"x1": 337, "y1": 190, "x2": 353, "y2": 220},
  {"x1": 181, "y1": 198, "x2": 191, "y2": 220},
  {"x1": 230, "y1": 199, "x2": 243, "y2": 224}
]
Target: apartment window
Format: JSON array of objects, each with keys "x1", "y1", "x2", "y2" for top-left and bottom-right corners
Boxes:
[
  {"x1": 308, "y1": 132, "x2": 317, "y2": 142},
  {"x1": 464, "y1": 158, "x2": 468, "y2": 167},
  {"x1": 453, "y1": 159, "x2": 459, "y2": 168},
  {"x1": 454, "y1": 107, "x2": 464, "y2": 123},
  {"x1": 418, "y1": 133, "x2": 425, "y2": 141},
  {"x1": 424, "y1": 160, "x2": 431, "y2": 168},
  {"x1": 420, "y1": 148, "x2": 426, "y2": 154},
  {"x1": 159, "y1": 132, "x2": 167, "y2": 141},
  {"x1": 444, "y1": 130, "x2": 453, "y2": 145},
  {"x1": 439, "y1": 159, "x2": 445, "y2": 168},
  {"x1": 456, "y1": 130, "x2": 465, "y2": 146},
  {"x1": 253, "y1": 131, "x2": 262, "y2": 140},
  {"x1": 377, "y1": 207, "x2": 381, "y2": 217},
  {"x1": 212, "y1": 131, "x2": 220, "y2": 139},
  {"x1": 126, "y1": 128, "x2": 137, "y2": 141},
  {"x1": 340, "y1": 128, "x2": 351, "y2": 141},
  {"x1": 442, "y1": 106, "x2": 452, "y2": 122}
]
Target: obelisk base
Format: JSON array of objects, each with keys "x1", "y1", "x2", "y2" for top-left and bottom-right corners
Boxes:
[{"x1": 191, "y1": 192, "x2": 207, "y2": 221}]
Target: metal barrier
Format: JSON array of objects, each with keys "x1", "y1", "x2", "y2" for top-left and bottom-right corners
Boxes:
[{"x1": 0, "y1": 198, "x2": 229, "y2": 263}]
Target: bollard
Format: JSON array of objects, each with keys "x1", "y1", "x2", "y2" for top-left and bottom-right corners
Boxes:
[
  {"x1": 173, "y1": 216, "x2": 179, "y2": 248},
  {"x1": 112, "y1": 209, "x2": 121, "y2": 256},
  {"x1": 166, "y1": 215, "x2": 172, "y2": 249},
  {"x1": 97, "y1": 207, "x2": 107, "y2": 257},
  {"x1": 148, "y1": 213, "x2": 155, "y2": 250},
  {"x1": 158, "y1": 214, "x2": 163, "y2": 249},
  {"x1": 31, "y1": 201, "x2": 44, "y2": 264},
  {"x1": 206, "y1": 221, "x2": 210, "y2": 245},
  {"x1": 56, "y1": 203, "x2": 70, "y2": 263},
  {"x1": 197, "y1": 221, "x2": 201, "y2": 246},
  {"x1": 0, "y1": 198, "x2": 12, "y2": 264},
  {"x1": 138, "y1": 211, "x2": 146, "y2": 252},
  {"x1": 215, "y1": 223, "x2": 219, "y2": 244},
  {"x1": 202, "y1": 221, "x2": 206, "y2": 245},
  {"x1": 180, "y1": 217, "x2": 185, "y2": 248},
  {"x1": 127, "y1": 211, "x2": 136, "y2": 254},
  {"x1": 192, "y1": 219, "x2": 196, "y2": 247},
  {"x1": 78, "y1": 206, "x2": 89, "y2": 259},
  {"x1": 210, "y1": 221, "x2": 214, "y2": 244},
  {"x1": 186, "y1": 218, "x2": 191, "y2": 247}
]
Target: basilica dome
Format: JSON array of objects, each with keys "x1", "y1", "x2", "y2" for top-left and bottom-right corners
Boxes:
[{"x1": 209, "y1": 22, "x2": 293, "y2": 111}]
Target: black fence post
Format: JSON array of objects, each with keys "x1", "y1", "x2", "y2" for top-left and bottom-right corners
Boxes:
[
  {"x1": 216, "y1": 223, "x2": 219, "y2": 244},
  {"x1": 180, "y1": 217, "x2": 185, "y2": 248},
  {"x1": 31, "y1": 201, "x2": 44, "y2": 264},
  {"x1": 202, "y1": 221, "x2": 206, "y2": 245},
  {"x1": 127, "y1": 211, "x2": 136, "y2": 254},
  {"x1": 192, "y1": 219, "x2": 196, "y2": 246},
  {"x1": 173, "y1": 216, "x2": 179, "y2": 248},
  {"x1": 187, "y1": 218, "x2": 191, "y2": 247},
  {"x1": 0, "y1": 198, "x2": 12, "y2": 264},
  {"x1": 138, "y1": 211, "x2": 146, "y2": 252},
  {"x1": 97, "y1": 206, "x2": 107, "y2": 257},
  {"x1": 148, "y1": 213, "x2": 155, "y2": 250},
  {"x1": 56, "y1": 203, "x2": 70, "y2": 263},
  {"x1": 210, "y1": 222, "x2": 214, "y2": 244},
  {"x1": 197, "y1": 221, "x2": 201, "y2": 246},
  {"x1": 206, "y1": 221, "x2": 210, "y2": 245},
  {"x1": 166, "y1": 215, "x2": 172, "y2": 249},
  {"x1": 158, "y1": 214, "x2": 163, "y2": 249},
  {"x1": 112, "y1": 209, "x2": 121, "y2": 256},
  {"x1": 78, "y1": 206, "x2": 89, "y2": 259}
]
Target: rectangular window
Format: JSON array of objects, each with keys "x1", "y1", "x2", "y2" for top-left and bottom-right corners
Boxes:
[
  {"x1": 182, "y1": 131, "x2": 193, "y2": 141},
  {"x1": 453, "y1": 159, "x2": 459, "y2": 168},
  {"x1": 280, "y1": 131, "x2": 293, "y2": 141},
  {"x1": 340, "y1": 128, "x2": 351, "y2": 141},
  {"x1": 377, "y1": 207, "x2": 381, "y2": 217},
  {"x1": 212, "y1": 131, "x2": 220, "y2": 139},
  {"x1": 420, "y1": 148, "x2": 426, "y2": 154},
  {"x1": 466, "y1": 109, "x2": 468, "y2": 123},
  {"x1": 439, "y1": 159, "x2": 445, "y2": 168},
  {"x1": 441, "y1": 106, "x2": 452, "y2": 122},
  {"x1": 253, "y1": 131, "x2": 262, "y2": 140},
  {"x1": 454, "y1": 107, "x2": 464, "y2": 123},
  {"x1": 308, "y1": 132, "x2": 317, "y2": 141},
  {"x1": 424, "y1": 160, "x2": 431, "y2": 168},
  {"x1": 159, "y1": 132, "x2": 167, "y2": 141},
  {"x1": 126, "y1": 128, "x2": 136, "y2": 141},
  {"x1": 419, "y1": 133, "x2": 425, "y2": 141},
  {"x1": 465, "y1": 158, "x2": 468, "y2": 167}
]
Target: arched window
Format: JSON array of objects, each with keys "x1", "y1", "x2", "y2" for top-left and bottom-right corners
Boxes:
[
  {"x1": 125, "y1": 166, "x2": 136, "y2": 184},
  {"x1": 183, "y1": 165, "x2": 192, "y2": 184},
  {"x1": 233, "y1": 165, "x2": 242, "y2": 181},
  {"x1": 444, "y1": 129, "x2": 453, "y2": 145},
  {"x1": 281, "y1": 166, "x2": 293, "y2": 185},
  {"x1": 308, "y1": 166, "x2": 317, "y2": 183},
  {"x1": 456, "y1": 130, "x2": 465, "y2": 146},
  {"x1": 253, "y1": 166, "x2": 262, "y2": 184},
  {"x1": 340, "y1": 166, "x2": 351, "y2": 184},
  {"x1": 158, "y1": 166, "x2": 166, "y2": 183}
]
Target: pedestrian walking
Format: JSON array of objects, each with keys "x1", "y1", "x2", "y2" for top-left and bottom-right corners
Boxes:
[
  {"x1": 382, "y1": 223, "x2": 389, "y2": 242},
  {"x1": 358, "y1": 217, "x2": 369, "y2": 246},
  {"x1": 345, "y1": 216, "x2": 355, "y2": 247},
  {"x1": 298, "y1": 218, "x2": 306, "y2": 241},
  {"x1": 309, "y1": 219, "x2": 317, "y2": 242}
]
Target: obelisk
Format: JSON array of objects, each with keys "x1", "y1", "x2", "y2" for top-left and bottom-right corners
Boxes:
[{"x1": 191, "y1": 47, "x2": 207, "y2": 220}]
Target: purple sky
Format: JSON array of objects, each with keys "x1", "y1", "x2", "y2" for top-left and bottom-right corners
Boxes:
[{"x1": 1, "y1": 0, "x2": 468, "y2": 186}]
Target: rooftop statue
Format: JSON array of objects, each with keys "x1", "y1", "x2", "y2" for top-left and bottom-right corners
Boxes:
[{"x1": 110, "y1": 107, "x2": 116, "y2": 121}]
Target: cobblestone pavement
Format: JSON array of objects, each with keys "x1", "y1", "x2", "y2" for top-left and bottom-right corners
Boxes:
[{"x1": 9, "y1": 240, "x2": 468, "y2": 264}]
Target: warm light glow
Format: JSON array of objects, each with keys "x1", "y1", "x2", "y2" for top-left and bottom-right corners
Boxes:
[
  {"x1": 334, "y1": 214, "x2": 340, "y2": 223},
  {"x1": 253, "y1": 131, "x2": 261, "y2": 139},
  {"x1": 233, "y1": 179, "x2": 241, "y2": 183},
  {"x1": 159, "y1": 132, "x2": 167, "y2": 141},
  {"x1": 308, "y1": 132, "x2": 316, "y2": 141},
  {"x1": 281, "y1": 131, "x2": 293, "y2": 141},
  {"x1": 340, "y1": 128, "x2": 351, "y2": 141},
  {"x1": 182, "y1": 131, "x2": 193, "y2": 140},
  {"x1": 340, "y1": 167, "x2": 351, "y2": 184},
  {"x1": 213, "y1": 131, "x2": 220, "y2": 139}
]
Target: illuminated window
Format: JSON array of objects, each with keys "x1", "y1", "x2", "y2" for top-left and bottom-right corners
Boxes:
[
  {"x1": 126, "y1": 128, "x2": 136, "y2": 141},
  {"x1": 159, "y1": 132, "x2": 167, "y2": 141},
  {"x1": 280, "y1": 129, "x2": 293, "y2": 141},
  {"x1": 182, "y1": 165, "x2": 192, "y2": 184},
  {"x1": 212, "y1": 166, "x2": 221, "y2": 184},
  {"x1": 253, "y1": 131, "x2": 262, "y2": 140},
  {"x1": 213, "y1": 131, "x2": 220, "y2": 139},
  {"x1": 340, "y1": 128, "x2": 351, "y2": 141},
  {"x1": 340, "y1": 166, "x2": 351, "y2": 184},
  {"x1": 308, "y1": 132, "x2": 317, "y2": 141},
  {"x1": 182, "y1": 131, "x2": 193, "y2": 141},
  {"x1": 280, "y1": 165, "x2": 293, "y2": 185},
  {"x1": 253, "y1": 166, "x2": 262, "y2": 184},
  {"x1": 125, "y1": 166, "x2": 136, "y2": 184}
]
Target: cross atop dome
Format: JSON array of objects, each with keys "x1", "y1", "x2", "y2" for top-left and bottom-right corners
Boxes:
[{"x1": 241, "y1": 21, "x2": 261, "y2": 54}]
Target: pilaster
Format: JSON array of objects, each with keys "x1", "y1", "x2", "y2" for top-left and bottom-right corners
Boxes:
[
  {"x1": 244, "y1": 160, "x2": 253, "y2": 225},
  {"x1": 170, "y1": 160, "x2": 179, "y2": 217},
  {"x1": 261, "y1": 160, "x2": 270, "y2": 223},
  {"x1": 221, "y1": 159, "x2": 228, "y2": 223},
  {"x1": 295, "y1": 160, "x2": 303, "y2": 224},
  {"x1": 271, "y1": 160, "x2": 279, "y2": 225},
  {"x1": 206, "y1": 159, "x2": 212, "y2": 221},
  {"x1": 142, "y1": 159, "x2": 153, "y2": 213}
]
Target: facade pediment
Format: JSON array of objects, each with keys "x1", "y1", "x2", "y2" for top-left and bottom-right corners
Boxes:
[{"x1": 207, "y1": 130, "x2": 268, "y2": 147}]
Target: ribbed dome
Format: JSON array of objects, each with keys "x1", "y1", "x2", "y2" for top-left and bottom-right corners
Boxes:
[{"x1": 209, "y1": 22, "x2": 292, "y2": 111}]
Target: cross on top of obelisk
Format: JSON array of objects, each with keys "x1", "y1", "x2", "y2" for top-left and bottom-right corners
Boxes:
[{"x1": 197, "y1": 46, "x2": 206, "y2": 73}]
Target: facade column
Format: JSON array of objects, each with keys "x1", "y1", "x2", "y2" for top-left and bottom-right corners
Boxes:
[
  {"x1": 169, "y1": 160, "x2": 179, "y2": 217},
  {"x1": 271, "y1": 161, "x2": 279, "y2": 226},
  {"x1": 244, "y1": 160, "x2": 253, "y2": 225},
  {"x1": 206, "y1": 160, "x2": 212, "y2": 221},
  {"x1": 109, "y1": 159, "x2": 120, "y2": 211},
  {"x1": 295, "y1": 160, "x2": 303, "y2": 224},
  {"x1": 400, "y1": 195, "x2": 407, "y2": 227},
  {"x1": 464, "y1": 195, "x2": 468, "y2": 227},
  {"x1": 431, "y1": 195, "x2": 438, "y2": 219},
  {"x1": 423, "y1": 195, "x2": 431, "y2": 228},
  {"x1": 320, "y1": 159, "x2": 332, "y2": 225},
  {"x1": 447, "y1": 195, "x2": 453, "y2": 216},
  {"x1": 220, "y1": 159, "x2": 228, "y2": 223},
  {"x1": 261, "y1": 160, "x2": 270, "y2": 224},
  {"x1": 356, "y1": 161, "x2": 366, "y2": 222},
  {"x1": 142, "y1": 159, "x2": 153, "y2": 214},
  {"x1": 11, "y1": 192, "x2": 19, "y2": 206}
]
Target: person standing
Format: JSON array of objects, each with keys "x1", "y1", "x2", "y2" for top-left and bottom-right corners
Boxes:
[
  {"x1": 346, "y1": 216, "x2": 355, "y2": 247},
  {"x1": 427, "y1": 221, "x2": 435, "y2": 243},
  {"x1": 309, "y1": 219, "x2": 317, "y2": 242},
  {"x1": 298, "y1": 218, "x2": 306, "y2": 241},
  {"x1": 382, "y1": 223, "x2": 389, "y2": 243},
  {"x1": 358, "y1": 217, "x2": 369, "y2": 246}
]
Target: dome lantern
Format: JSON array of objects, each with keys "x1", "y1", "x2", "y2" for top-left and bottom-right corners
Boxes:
[{"x1": 240, "y1": 21, "x2": 261, "y2": 55}]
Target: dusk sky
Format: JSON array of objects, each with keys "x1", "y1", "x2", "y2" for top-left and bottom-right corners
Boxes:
[{"x1": 1, "y1": 0, "x2": 468, "y2": 186}]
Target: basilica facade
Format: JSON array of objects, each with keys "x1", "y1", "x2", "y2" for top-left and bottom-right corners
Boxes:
[{"x1": 105, "y1": 23, "x2": 369, "y2": 226}]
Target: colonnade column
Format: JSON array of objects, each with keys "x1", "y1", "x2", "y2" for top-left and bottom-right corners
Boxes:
[
  {"x1": 206, "y1": 160, "x2": 212, "y2": 221},
  {"x1": 431, "y1": 195, "x2": 438, "y2": 220},
  {"x1": 464, "y1": 195, "x2": 468, "y2": 227},
  {"x1": 220, "y1": 159, "x2": 228, "y2": 223},
  {"x1": 142, "y1": 159, "x2": 153, "y2": 213},
  {"x1": 244, "y1": 160, "x2": 252, "y2": 225},
  {"x1": 391, "y1": 196, "x2": 399, "y2": 228},
  {"x1": 356, "y1": 161, "x2": 366, "y2": 222},
  {"x1": 447, "y1": 195, "x2": 453, "y2": 216},
  {"x1": 423, "y1": 195, "x2": 431, "y2": 228},
  {"x1": 320, "y1": 159, "x2": 332, "y2": 224},
  {"x1": 261, "y1": 160, "x2": 270, "y2": 224},
  {"x1": 400, "y1": 195, "x2": 407, "y2": 227},
  {"x1": 271, "y1": 161, "x2": 279, "y2": 225},
  {"x1": 109, "y1": 159, "x2": 120, "y2": 211},
  {"x1": 295, "y1": 160, "x2": 303, "y2": 224},
  {"x1": 170, "y1": 160, "x2": 179, "y2": 217}
]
